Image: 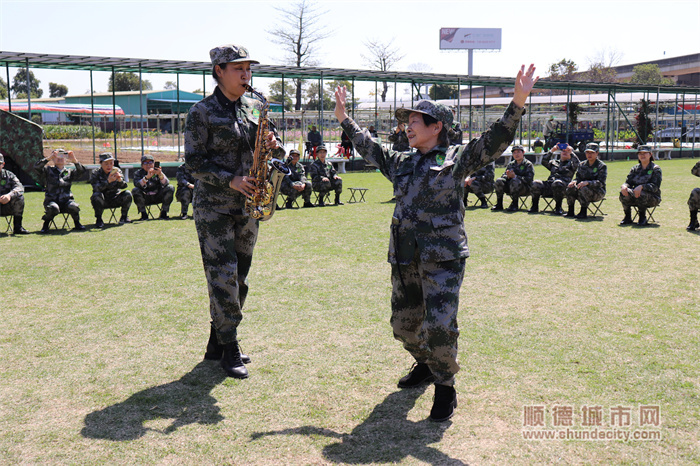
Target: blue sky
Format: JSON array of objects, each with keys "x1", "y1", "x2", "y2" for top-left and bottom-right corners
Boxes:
[{"x1": 1, "y1": 0, "x2": 699, "y2": 99}]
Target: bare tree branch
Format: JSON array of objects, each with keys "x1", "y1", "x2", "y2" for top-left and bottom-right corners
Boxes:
[{"x1": 361, "y1": 38, "x2": 404, "y2": 102}]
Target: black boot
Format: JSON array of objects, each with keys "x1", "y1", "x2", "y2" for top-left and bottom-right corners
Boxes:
[
  {"x1": 687, "y1": 210, "x2": 699, "y2": 231},
  {"x1": 140, "y1": 211, "x2": 148, "y2": 221},
  {"x1": 95, "y1": 216, "x2": 105, "y2": 228},
  {"x1": 13, "y1": 216, "x2": 28, "y2": 234},
  {"x1": 430, "y1": 384, "x2": 458, "y2": 422},
  {"x1": 72, "y1": 214, "x2": 86, "y2": 231},
  {"x1": 397, "y1": 362, "x2": 435, "y2": 388},
  {"x1": 334, "y1": 193, "x2": 344, "y2": 205},
  {"x1": 220, "y1": 340, "x2": 249, "y2": 379},
  {"x1": 317, "y1": 195, "x2": 325, "y2": 207},
  {"x1": 285, "y1": 198, "x2": 293, "y2": 209},
  {"x1": 119, "y1": 214, "x2": 131, "y2": 224},
  {"x1": 507, "y1": 197, "x2": 519, "y2": 211},
  {"x1": 40, "y1": 219, "x2": 51, "y2": 233},
  {"x1": 204, "y1": 325, "x2": 250, "y2": 364},
  {"x1": 491, "y1": 195, "x2": 504, "y2": 211},
  {"x1": 479, "y1": 197, "x2": 488, "y2": 208},
  {"x1": 564, "y1": 203, "x2": 576, "y2": 217},
  {"x1": 575, "y1": 205, "x2": 588, "y2": 219},
  {"x1": 529, "y1": 195, "x2": 540, "y2": 213},
  {"x1": 303, "y1": 200, "x2": 315, "y2": 208},
  {"x1": 620, "y1": 208, "x2": 633, "y2": 225},
  {"x1": 553, "y1": 199, "x2": 564, "y2": 216},
  {"x1": 180, "y1": 210, "x2": 188, "y2": 220},
  {"x1": 637, "y1": 207, "x2": 648, "y2": 226}
]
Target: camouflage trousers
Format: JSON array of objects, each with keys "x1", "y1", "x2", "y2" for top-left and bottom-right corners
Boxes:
[
  {"x1": 566, "y1": 185, "x2": 605, "y2": 208},
  {"x1": 0, "y1": 195, "x2": 24, "y2": 217},
  {"x1": 688, "y1": 188, "x2": 700, "y2": 211},
  {"x1": 495, "y1": 178, "x2": 531, "y2": 199},
  {"x1": 390, "y1": 256, "x2": 465, "y2": 386},
  {"x1": 619, "y1": 189, "x2": 661, "y2": 210},
  {"x1": 194, "y1": 205, "x2": 258, "y2": 345},
  {"x1": 132, "y1": 185, "x2": 175, "y2": 214},
  {"x1": 281, "y1": 181, "x2": 312, "y2": 202},
  {"x1": 312, "y1": 177, "x2": 342, "y2": 195},
  {"x1": 176, "y1": 186, "x2": 193, "y2": 208},
  {"x1": 91, "y1": 191, "x2": 132, "y2": 218},
  {"x1": 464, "y1": 180, "x2": 494, "y2": 201},
  {"x1": 43, "y1": 199, "x2": 79, "y2": 221},
  {"x1": 532, "y1": 179, "x2": 568, "y2": 201}
]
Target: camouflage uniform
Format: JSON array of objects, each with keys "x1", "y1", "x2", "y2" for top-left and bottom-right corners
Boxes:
[
  {"x1": 388, "y1": 127, "x2": 410, "y2": 152},
  {"x1": 619, "y1": 162, "x2": 662, "y2": 210},
  {"x1": 175, "y1": 164, "x2": 196, "y2": 217},
  {"x1": 0, "y1": 168, "x2": 25, "y2": 218},
  {"x1": 494, "y1": 157, "x2": 534, "y2": 206},
  {"x1": 566, "y1": 158, "x2": 607, "y2": 211},
  {"x1": 531, "y1": 151, "x2": 580, "y2": 209},
  {"x1": 280, "y1": 158, "x2": 312, "y2": 205},
  {"x1": 450, "y1": 125, "x2": 463, "y2": 145},
  {"x1": 34, "y1": 158, "x2": 86, "y2": 223},
  {"x1": 341, "y1": 101, "x2": 524, "y2": 386},
  {"x1": 185, "y1": 85, "x2": 284, "y2": 345},
  {"x1": 687, "y1": 161, "x2": 700, "y2": 230},
  {"x1": 463, "y1": 163, "x2": 495, "y2": 205},
  {"x1": 90, "y1": 167, "x2": 133, "y2": 219},
  {"x1": 132, "y1": 167, "x2": 175, "y2": 216},
  {"x1": 309, "y1": 158, "x2": 342, "y2": 199}
]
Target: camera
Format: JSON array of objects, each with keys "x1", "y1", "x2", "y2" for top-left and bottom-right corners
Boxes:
[
  {"x1": 154, "y1": 161, "x2": 160, "y2": 168},
  {"x1": 557, "y1": 143, "x2": 567, "y2": 150}
]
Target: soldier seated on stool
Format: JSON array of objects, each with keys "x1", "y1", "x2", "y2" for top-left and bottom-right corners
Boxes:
[
  {"x1": 35, "y1": 149, "x2": 87, "y2": 232},
  {"x1": 464, "y1": 162, "x2": 495, "y2": 208},
  {"x1": 132, "y1": 155, "x2": 175, "y2": 221},
  {"x1": 175, "y1": 163, "x2": 195, "y2": 219},
  {"x1": 619, "y1": 145, "x2": 662, "y2": 226},
  {"x1": 493, "y1": 144, "x2": 534, "y2": 211},
  {"x1": 565, "y1": 143, "x2": 607, "y2": 220},
  {"x1": 530, "y1": 143, "x2": 579, "y2": 214},
  {"x1": 687, "y1": 160, "x2": 700, "y2": 231},
  {"x1": 0, "y1": 152, "x2": 28, "y2": 234},
  {"x1": 90, "y1": 152, "x2": 132, "y2": 227},
  {"x1": 280, "y1": 149, "x2": 314, "y2": 208},
  {"x1": 309, "y1": 143, "x2": 343, "y2": 206}
]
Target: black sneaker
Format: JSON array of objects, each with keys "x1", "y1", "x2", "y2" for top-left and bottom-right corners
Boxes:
[
  {"x1": 430, "y1": 384, "x2": 457, "y2": 422},
  {"x1": 119, "y1": 216, "x2": 131, "y2": 224},
  {"x1": 140, "y1": 212, "x2": 148, "y2": 221},
  {"x1": 397, "y1": 362, "x2": 435, "y2": 388},
  {"x1": 95, "y1": 218, "x2": 105, "y2": 228}
]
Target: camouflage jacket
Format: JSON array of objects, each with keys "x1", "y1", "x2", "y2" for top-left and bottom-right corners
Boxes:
[
  {"x1": 342, "y1": 101, "x2": 525, "y2": 264},
  {"x1": 176, "y1": 164, "x2": 195, "y2": 188},
  {"x1": 133, "y1": 168, "x2": 170, "y2": 195},
  {"x1": 450, "y1": 128, "x2": 463, "y2": 145},
  {"x1": 467, "y1": 163, "x2": 495, "y2": 184},
  {"x1": 34, "y1": 159, "x2": 85, "y2": 204},
  {"x1": 624, "y1": 162, "x2": 662, "y2": 194},
  {"x1": 692, "y1": 161, "x2": 700, "y2": 177},
  {"x1": 388, "y1": 128, "x2": 410, "y2": 151},
  {"x1": 542, "y1": 152, "x2": 580, "y2": 183},
  {"x1": 308, "y1": 159, "x2": 337, "y2": 183},
  {"x1": 575, "y1": 158, "x2": 607, "y2": 191},
  {"x1": 282, "y1": 160, "x2": 308, "y2": 188},
  {"x1": 184, "y1": 86, "x2": 284, "y2": 209},
  {"x1": 0, "y1": 169, "x2": 24, "y2": 199},
  {"x1": 90, "y1": 167, "x2": 129, "y2": 199},
  {"x1": 499, "y1": 158, "x2": 534, "y2": 186}
]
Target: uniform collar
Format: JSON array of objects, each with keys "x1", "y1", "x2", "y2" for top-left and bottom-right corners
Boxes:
[{"x1": 215, "y1": 86, "x2": 240, "y2": 111}]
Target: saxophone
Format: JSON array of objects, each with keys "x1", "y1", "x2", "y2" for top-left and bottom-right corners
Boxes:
[{"x1": 243, "y1": 84, "x2": 291, "y2": 221}]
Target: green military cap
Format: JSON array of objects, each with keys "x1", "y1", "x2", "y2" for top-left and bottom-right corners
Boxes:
[
  {"x1": 512, "y1": 144, "x2": 525, "y2": 152},
  {"x1": 210, "y1": 44, "x2": 259, "y2": 66},
  {"x1": 289, "y1": 149, "x2": 301, "y2": 156},
  {"x1": 316, "y1": 143, "x2": 328, "y2": 153},
  {"x1": 585, "y1": 143, "x2": 599, "y2": 153},
  {"x1": 395, "y1": 100, "x2": 454, "y2": 128},
  {"x1": 637, "y1": 145, "x2": 653, "y2": 153},
  {"x1": 98, "y1": 152, "x2": 115, "y2": 163},
  {"x1": 141, "y1": 154, "x2": 155, "y2": 163}
]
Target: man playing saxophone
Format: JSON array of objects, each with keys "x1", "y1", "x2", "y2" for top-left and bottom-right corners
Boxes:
[{"x1": 185, "y1": 44, "x2": 285, "y2": 379}]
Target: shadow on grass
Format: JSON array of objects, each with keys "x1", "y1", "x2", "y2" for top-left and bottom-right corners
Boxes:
[
  {"x1": 81, "y1": 360, "x2": 226, "y2": 441},
  {"x1": 251, "y1": 385, "x2": 468, "y2": 465}
]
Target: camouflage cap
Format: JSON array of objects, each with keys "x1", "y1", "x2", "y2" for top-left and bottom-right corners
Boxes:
[
  {"x1": 585, "y1": 143, "x2": 599, "y2": 153},
  {"x1": 141, "y1": 154, "x2": 155, "y2": 163},
  {"x1": 512, "y1": 144, "x2": 525, "y2": 152},
  {"x1": 316, "y1": 143, "x2": 328, "y2": 153},
  {"x1": 98, "y1": 152, "x2": 115, "y2": 163},
  {"x1": 395, "y1": 100, "x2": 454, "y2": 128},
  {"x1": 637, "y1": 145, "x2": 653, "y2": 153},
  {"x1": 210, "y1": 44, "x2": 260, "y2": 66},
  {"x1": 289, "y1": 149, "x2": 301, "y2": 156}
]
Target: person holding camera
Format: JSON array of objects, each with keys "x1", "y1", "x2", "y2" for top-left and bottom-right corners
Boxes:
[
  {"x1": 90, "y1": 152, "x2": 132, "y2": 227},
  {"x1": 0, "y1": 152, "x2": 28, "y2": 234},
  {"x1": 175, "y1": 163, "x2": 196, "y2": 219},
  {"x1": 492, "y1": 144, "x2": 534, "y2": 212},
  {"x1": 565, "y1": 143, "x2": 607, "y2": 219},
  {"x1": 132, "y1": 155, "x2": 175, "y2": 221},
  {"x1": 388, "y1": 122, "x2": 410, "y2": 152},
  {"x1": 35, "y1": 149, "x2": 86, "y2": 232},
  {"x1": 280, "y1": 149, "x2": 314, "y2": 209},
  {"x1": 530, "y1": 143, "x2": 579, "y2": 215}
]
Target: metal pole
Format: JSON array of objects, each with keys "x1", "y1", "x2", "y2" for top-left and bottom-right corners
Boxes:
[
  {"x1": 281, "y1": 75, "x2": 286, "y2": 145},
  {"x1": 468, "y1": 49, "x2": 473, "y2": 76},
  {"x1": 654, "y1": 87, "x2": 660, "y2": 148},
  {"x1": 112, "y1": 67, "x2": 117, "y2": 160},
  {"x1": 139, "y1": 63, "x2": 144, "y2": 156},
  {"x1": 351, "y1": 78, "x2": 355, "y2": 120},
  {"x1": 25, "y1": 58, "x2": 31, "y2": 120},
  {"x1": 680, "y1": 92, "x2": 686, "y2": 157},
  {"x1": 692, "y1": 92, "x2": 698, "y2": 153},
  {"x1": 177, "y1": 72, "x2": 181, "y2": 160},
  {"x1": 90, "y1": 70, "x2": 96, "y2": 163},
  {"x1": 527, "y1": 93, "x2": 532, "y2": 151},
  {"x1": 5, "y1": 63, "x2": 11, "y2": 112},
  {"x1": 319, "y1": 74, "x2": 323, "y2": 141},
  {"x1": 606, "y1": 91, "x2": 611, "y2": 159},
  {"x1": 482, "y1": 88, "x2": 486, "y2": 134},
  {"x1": 457, "y1": 77, "x2": 461, "y2": 125},
  {"x1": 374, "y1": 81, "x2": 378, "y2": 131},
  {"x1": 469, "y1": 81, "x2": 473, "y2": 141}
]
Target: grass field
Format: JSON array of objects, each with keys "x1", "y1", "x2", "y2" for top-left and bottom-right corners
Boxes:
[{"x1": 1, "y1": 158, "x2": 699, "y2": 465}]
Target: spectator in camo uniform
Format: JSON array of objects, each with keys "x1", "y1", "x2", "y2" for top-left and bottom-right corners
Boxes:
[
  {"x1": 530, "y1": 143, "x2": 579, "y2": 215},
  {"x1": 565, "y1": 143, "x2": 607, "y2": 220},
  {"x1": 463, "y1": 162, "x2": 495, "y2": 208},
  {"x1": 619, "y1": 145, "x2": 662, "y2": 227},
  {"x1": 493, "y1": 144, "x2": 534, "y2": 212}
]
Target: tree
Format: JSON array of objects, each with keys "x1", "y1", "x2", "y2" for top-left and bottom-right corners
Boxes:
[
  {"x1": 304, "y1": 82, "x2": 333, "y2": 111},
  {"x1": 407, "y1": 63, "x2": 432, "y2": 99},
  {"x1": 49, "y1": 82, "x2": 68, "y2": 98},
  {"x1": 583, "y1": 49, "x2": 621, "y2": 83},
  {"x1": 11, "y1": 68, "x2": 43, "y2": 98},
  {"x1": 268, "y1": 80, "x2": 295, "y2": 110},
  {"x1": 361, "y1": 38, "x2": 404, "y2": 102},
  {"x1": 547, "y1": 59, "x2": 578, "y2": 81},
  {"x1": 268, "y1": 0, "x2": 331, "y2": 110},
  {"x1": 108, "y1": 72, "x2": 153, "y2": 92},
  {"x1": 0, "y1": 77, "x2": 7, "y2": 99},
  {"x1": 630, "y1": 64, "x2": 674, "y2": 86},
  {"x1": 164, "y1": 81, "x2": 177, "y2": 90},
  {"x1": 429, "y1": 83, "x2": 458, "y2": 100}
]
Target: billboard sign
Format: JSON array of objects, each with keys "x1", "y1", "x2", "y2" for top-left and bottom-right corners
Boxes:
[{"x1": 440, "y1": 28, "x2": 502, "y2": 50}]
